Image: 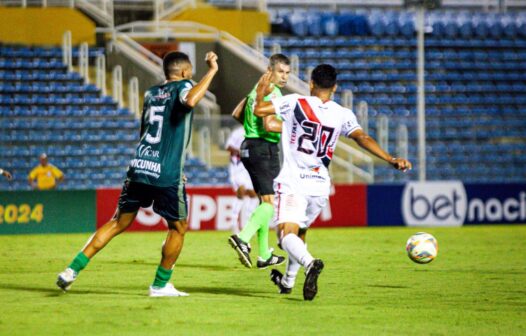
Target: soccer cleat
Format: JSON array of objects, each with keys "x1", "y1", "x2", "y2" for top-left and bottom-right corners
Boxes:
[
  {"x1": 228, "y1": 234, "x2": 252, "y2": 268},
  {"x1": 270, "y1": 269, "x2": 292, "y2": 294},
  {"x1": 56, "y1": 268, "x2": 77, "y2": 292},
  {"x1": 303, "y1": 259, "x2": 324, "y2": 301},
  {"x1": 149, "y1": 283, "x2": 189, "y2": 297},
  {"x1": 256, "y1": 249, "x2": 286, "y2": 269}
]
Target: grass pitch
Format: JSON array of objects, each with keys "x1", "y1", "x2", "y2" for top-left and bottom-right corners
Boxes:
[{"x1": 0, "y1": 225, "x2": 525, "y2": 335}]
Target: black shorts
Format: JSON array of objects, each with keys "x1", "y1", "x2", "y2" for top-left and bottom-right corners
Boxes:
[
  {"x1": 118, "y1": 180, "x2": 188, "y2": 221},
  {"x1": 240, "y1": 138, "x2": 280, "y2": 196}
]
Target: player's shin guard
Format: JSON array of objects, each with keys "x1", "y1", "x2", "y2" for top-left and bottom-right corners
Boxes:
[{"x1": 280, "y1": 233, "x2": 314, "y2": 268}]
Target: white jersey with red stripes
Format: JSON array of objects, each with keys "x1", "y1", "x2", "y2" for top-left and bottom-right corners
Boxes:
[{"x1": 271, "y1": 94, "x2": 362, "y2": 196}]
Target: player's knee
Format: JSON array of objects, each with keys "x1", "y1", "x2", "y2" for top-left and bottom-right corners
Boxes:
[{"x1": 168, "y1": 220, "x2": 188, "y2": 234}]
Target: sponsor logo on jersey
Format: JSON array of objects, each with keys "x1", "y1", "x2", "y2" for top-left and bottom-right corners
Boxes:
[
  {"x1": 137, "y1": 144, "x2": 160, "y2": 158},
  {"x1": 153, "y1": 89, "x2": 171, "y2": 100},
  {"x1": 279, "y1": 101, "x2": 290, "y2": 112},
  {"x1": 130, "y1": 159, "x2": 161, "y2": 174},
  {"x1": 299, "y1": 172, "x2": 326, "y2": 181},
  {"x1": 309, "y1": 166, "x2": 321, "y2": 173},
  {"x1": 290, "y1": 120, "x2": 298, "y2": 144}
]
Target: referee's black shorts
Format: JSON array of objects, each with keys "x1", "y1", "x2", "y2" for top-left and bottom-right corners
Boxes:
[{"x1": 240, "y1": 138, "x2": 280, "y2": 196}]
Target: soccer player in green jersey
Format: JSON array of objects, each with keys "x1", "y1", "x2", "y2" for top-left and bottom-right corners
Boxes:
[
  {"x1": 228, "y1": 54, "x2": 290, "y2": 269},
  {"x1": 57, "y1": 51, "x2": 219, "y2": 297}
]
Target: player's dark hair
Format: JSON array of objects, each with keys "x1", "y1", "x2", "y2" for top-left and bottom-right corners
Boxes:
[
  {"x1": 163, "y1": 51, "x2": 191, "y2": 78},
  {"x1": 311, "y1": 64, "x2": 337, "y2": 89},
  {"x1": 269, "y1": 53, "x2": 290, "y2": 68}
]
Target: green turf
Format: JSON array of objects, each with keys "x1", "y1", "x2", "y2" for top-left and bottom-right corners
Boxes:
[{"x1": 0, "y1": 225, "x2": 525, "y2": 335}]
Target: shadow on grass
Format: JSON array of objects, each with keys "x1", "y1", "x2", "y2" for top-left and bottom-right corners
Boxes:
[
  {"x1": 99, "y1": 260, "x2": 231, "y2": 272},
  {"x1": 181, "y1": 285, "x2": 275, "y2": 299},
  {"x1": 0, "y1": 281, "x2": 278, "y2": 299},
  {"x1": 0, "y1": 283, "x2": 143, "y2": 297}
]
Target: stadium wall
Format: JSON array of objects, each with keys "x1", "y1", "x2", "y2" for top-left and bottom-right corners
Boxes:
[
  {"x1": 0, "y1": 8, "x2": 95, "y2": 45},
  {"x1": 1, "y1": 183, "x2": 524, "y2": 235}
]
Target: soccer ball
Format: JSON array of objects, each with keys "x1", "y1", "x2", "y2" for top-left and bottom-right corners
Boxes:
[{"x1": 406, "y1": 232, "x2": 438, "y2": 264}]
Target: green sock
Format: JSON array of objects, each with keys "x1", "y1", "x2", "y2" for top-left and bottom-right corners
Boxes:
[
  {"x1": 257, "y1": 213, "x2": 272, "y2": 260},
  {"x1": 238, "y1": 202, "x2": 273, "y2": 259},
  {"x1": 152, "y1": 265, "x2": 173, "y2": 288},
  {"x1": 68, "y1": 252, "x2": 90, "y2": 274}
]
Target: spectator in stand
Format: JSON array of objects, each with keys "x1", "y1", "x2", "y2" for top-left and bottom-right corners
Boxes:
[{"x1": 28, "y1": 153, "x2": 64, "y2": 190}]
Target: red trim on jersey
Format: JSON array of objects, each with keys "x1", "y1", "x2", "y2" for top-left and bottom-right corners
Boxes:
[
  {"x1": 298, "y1": 98, "x2": 321, "y2": 124},
  {"x1": 327, "y1": 147, "x2": 334, "y2": 159}
]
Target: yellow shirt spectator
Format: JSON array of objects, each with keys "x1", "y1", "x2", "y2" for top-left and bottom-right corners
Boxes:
[{"x1": 28, "y1": 154, "x2": 64, "y2": 190}]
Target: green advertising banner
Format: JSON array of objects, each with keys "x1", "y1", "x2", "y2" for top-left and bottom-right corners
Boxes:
[{"x1": 0, "y1": 190, "x2": 95, "y2": 235}]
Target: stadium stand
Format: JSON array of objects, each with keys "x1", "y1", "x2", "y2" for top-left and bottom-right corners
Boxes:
[
  {"x1": 264, "y1": 9, "x2": 526, "y2": 182},
  {"x1": 0, "y1": 44, "x2": 229, "y2": 191}
]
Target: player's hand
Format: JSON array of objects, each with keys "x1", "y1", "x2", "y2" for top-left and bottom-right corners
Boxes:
[
  {"x1": 256, "y1": 71, "x2": 272, "y2": 98},
  {"x1": 2, "y1": 170, "x2": 12, "y2": 181},
  {"x1": 205, "y1": 52, "x2": 218, "y2": 72},
  {"x1": 390, "y1": 157, "x2": 412, "y2": 172}
]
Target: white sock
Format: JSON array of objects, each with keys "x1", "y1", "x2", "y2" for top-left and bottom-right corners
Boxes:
[
  {"x1": 232, "y1": 197, "x2": 243, "y2": 233},
  {"x1": 282, "y1": 256, "x2": 301, "y2": 288},
  {"x1": 281, "y1": 233, "x2": 314, "y2": 268}
]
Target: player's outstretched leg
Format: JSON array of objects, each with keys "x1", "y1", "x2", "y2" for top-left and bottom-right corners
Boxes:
[
  {"x1": 149, "y1": 220, "x2": 189, "y2": 297},
  {"x1": 56, "y1": 211, "x2": 136, "y2": 292},
  {"x1": 280, "y1": 232, "x2": 324, "y2": 301}
]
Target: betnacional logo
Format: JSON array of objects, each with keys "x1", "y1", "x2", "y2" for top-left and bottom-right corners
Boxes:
[
  {"x1": 402, "y1": 182, "x2": 526, "y2": 226},
  {"x1": 402, "y1": 181, "x2": 467, "y2": 227}
]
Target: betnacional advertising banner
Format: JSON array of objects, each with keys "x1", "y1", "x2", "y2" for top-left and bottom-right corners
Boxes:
[
  {"x1": 1, "y1": 182, "x2": 523, "y2": 235},
  {"x1": 96, "y1": 185, "x2": 368, "y2": 231},
  {"x1": 368, "y1": 182, "x2": 526, "y2": 227}
]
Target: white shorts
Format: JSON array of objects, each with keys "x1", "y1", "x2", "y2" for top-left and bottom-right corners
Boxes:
[
  {"x1": 274, "y1": 192, "x2": 328, "y2": 229},
  {"x1": 229, "y1": 162, "x2": 254, "y2": 191}
]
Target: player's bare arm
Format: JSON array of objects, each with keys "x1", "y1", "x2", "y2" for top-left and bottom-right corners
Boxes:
[
  {"x1": 185, "y1": 52, "x2": 218, "y2": 108},
  {"x1": 263, "y1": 115, "x2": 282, "y2": 133},
  {"x1": 349, "y1": 128, "x2": 412, "y2": 171},
  {"x1": 232, "y1": 97, "x2": 247, "y2": 124},
  {"x1": 0, "y1": 168, "x2": 12, "y2": 181},
  {"x1": 254, "y1": 72, "x2": 276, "y2": 117}
]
